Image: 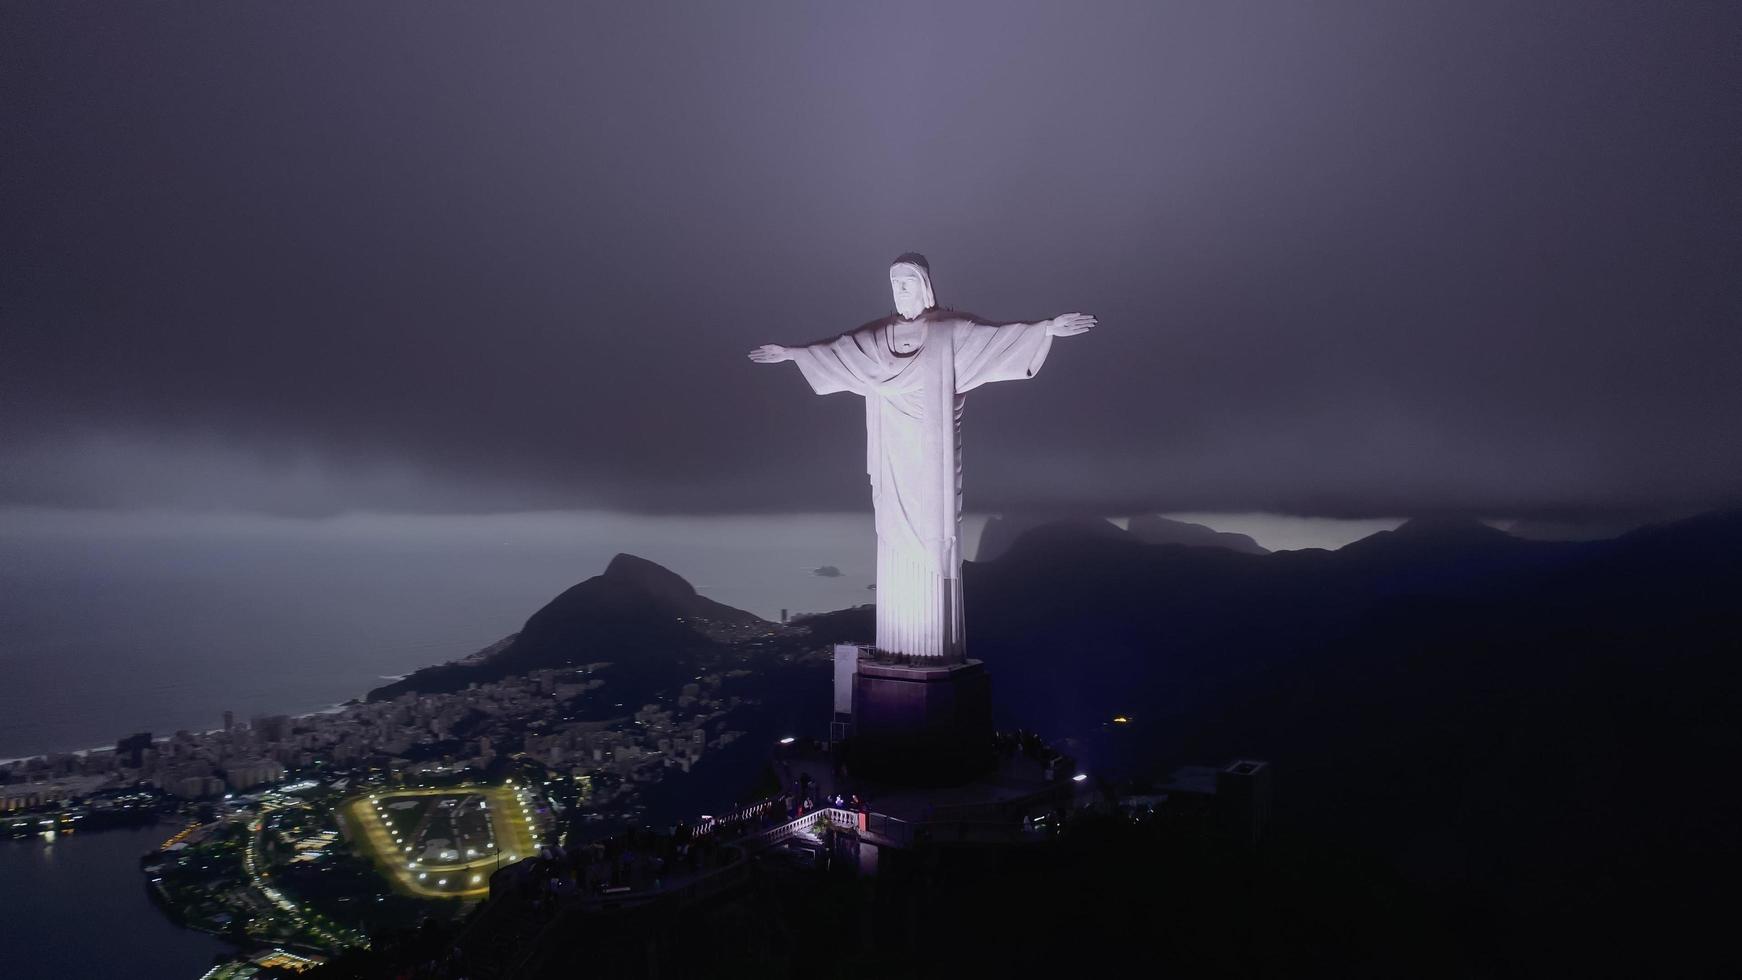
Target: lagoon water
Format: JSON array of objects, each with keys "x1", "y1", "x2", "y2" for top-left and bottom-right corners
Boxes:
[
  {"x1": 0, "y1": 823, "x2": 233, "y2": 978},
  {"x1": 0, "y1": 510, "x2": 879, "y2": 759}
]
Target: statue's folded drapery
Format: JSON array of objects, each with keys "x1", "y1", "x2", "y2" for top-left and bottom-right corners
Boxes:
[{"x1": 791, "y1": 314, "x2": 1052, "y2": 659}]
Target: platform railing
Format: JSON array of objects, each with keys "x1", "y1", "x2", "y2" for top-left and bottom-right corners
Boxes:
[
  {"x1": 753, "y1": 807, "x2": 859, "y2": 847},
  {"x1": 691, "y1": 798, "x2": 782, "y2": 838}
]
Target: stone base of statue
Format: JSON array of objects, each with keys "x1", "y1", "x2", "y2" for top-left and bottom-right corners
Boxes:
[{"x1": 841, "y1": 651, "x2": 994, "y2": 785}]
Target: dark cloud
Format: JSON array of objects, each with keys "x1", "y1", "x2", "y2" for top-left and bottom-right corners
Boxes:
[{"x1": 2, "y1": 2, "x2": 1737, "y2": 523}]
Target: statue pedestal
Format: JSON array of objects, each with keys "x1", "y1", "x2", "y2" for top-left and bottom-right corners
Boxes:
[{"x1": 847, "y1": 655, "x2": 993, "y2": 785}]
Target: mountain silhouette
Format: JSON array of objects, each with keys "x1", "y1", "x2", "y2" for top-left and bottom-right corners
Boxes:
[
  {"x1": 590, "y1": 552, "x2": 766, "y2": 628},
  {"x1": 975, "y1": 513, "x2": 1131, "y2": 562},
  {"x1": 962, "y1": 508, "x2": 1742, "y2": 974},
  {"x1": 965, "y1": 510, "x2": 1736, "y2": 743},
  {"x1": 1127, "y1": 513, "x2": 1270, "y2": 554},
  {"x1": 978, "y1": 513, "x2": 1270, "y2": 562},
  {"x1": 368, "y1": 554, "x2": 764, "y2": 702}
]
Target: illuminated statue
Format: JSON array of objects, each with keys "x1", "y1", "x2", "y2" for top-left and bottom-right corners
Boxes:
[{"x1": 749, "y1": 254, "x2": 1095, "y2": 660}]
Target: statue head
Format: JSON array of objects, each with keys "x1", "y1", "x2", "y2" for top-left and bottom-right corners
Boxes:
[{"x1": 889, "y1": 253, "x2": 936, "y2": 320}]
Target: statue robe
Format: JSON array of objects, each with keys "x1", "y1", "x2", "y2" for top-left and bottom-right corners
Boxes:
[{"x1": 791, "y1": 312, "x2": 1053, "y2": 659}]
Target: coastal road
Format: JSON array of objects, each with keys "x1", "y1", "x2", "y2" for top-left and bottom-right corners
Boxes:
[{"x1": 243, "y1": 801, "x2": 357, "y2": 948}]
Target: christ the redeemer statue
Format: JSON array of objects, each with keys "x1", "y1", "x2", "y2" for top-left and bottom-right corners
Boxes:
[{"x1": 749, "y1": 253, "x2": 1095, "y2": 661}]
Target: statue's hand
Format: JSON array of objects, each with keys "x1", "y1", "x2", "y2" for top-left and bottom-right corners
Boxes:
[
  {"x1": 1047, "y1": 313, "x2": 1097, "y2": 338},
  {"x1": 748, "y1": 344, "x2": 793, "y2": 364}
]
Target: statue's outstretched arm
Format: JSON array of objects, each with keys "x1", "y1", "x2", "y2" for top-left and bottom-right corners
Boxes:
[
  {"x1": 747, "y1": 344, "x2": 793, "y2": 364},
  {"x1": 968, "y1": 312, "x2": 1097, "y2": 338},
  {"x1": 953, "y1": 312, "x2": 1095, "y2": 393},
  {"x1": 752, "y1": 328, "x2": 878, "y2": 397},
  {"x1": 1044, "y1": 312, "x2": 1097, "y2": 337},
  {"x1": 748, "y1": 318, "x2": 875, "y2": 367}
]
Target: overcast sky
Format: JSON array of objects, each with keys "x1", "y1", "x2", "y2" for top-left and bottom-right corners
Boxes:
[{"x1": 3, "y1": 1, "x2": 1737, "y2": 525}]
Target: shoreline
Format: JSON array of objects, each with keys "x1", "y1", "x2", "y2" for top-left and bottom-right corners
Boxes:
[
  {"x1": 3, "y1": 633, "x2": 501, "y2": 768},
  {"x1": 0, "y1": 699, "x2": 361, "y2": 769}
]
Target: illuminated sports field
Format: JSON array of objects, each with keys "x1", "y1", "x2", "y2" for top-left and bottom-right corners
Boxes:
[{"x1": 342, "y1": 784, "x2": 540, "y2": 899}]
